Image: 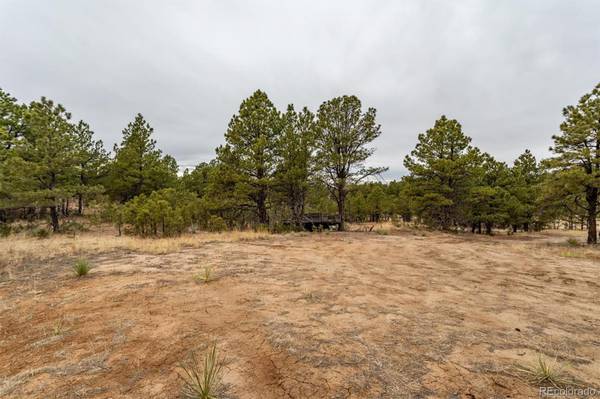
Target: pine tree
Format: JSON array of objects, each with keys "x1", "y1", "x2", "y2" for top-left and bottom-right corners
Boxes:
[
  {"x1": 106, "y1": 113, "x2": 178, "y2": 202},
  {"x1": 180, "y1": 161, "x2": 214, "y2": 197},
  {"x1": 314, "y1": 95, "x2": 387, "y2": 231},
  {"x1": 7, "y1": 97, "x2": 80, "y2": 231},
  {"x1": 507, "y1": 149, "x2": 541, "y2": 231},
  {"x1": 72, "y1": 120, "x2": 108, "y2": 214},
  {"x1": 0, "y1": 89, "x2": 27, "y2": 219},
  {"x1": 546, "y1": 82, "x2": 600, "y2": 244},
  {"x1": 274, "y1": 105, "x2": 316, "y2": 227},
  {"x1": 466, "y1": 153, "x2": 511, "y2": 234},
  {"x1": 404, "y1": 115, "x2": 479, "y2": 229},
  {"x1": 216, "y1": 90, "x2": 282, "y2": 225}
]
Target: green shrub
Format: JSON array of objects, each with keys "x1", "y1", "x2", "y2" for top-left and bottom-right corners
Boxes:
[
  {"x1": 60, "y1": 220, "x2": 87, "y2": 234},
  {"x1": 179, "y1": 343, "x2": 224, "y2": 399},
  {"x1": 73, "y1": 259, "x2": 91, "y2": 277},
  {"x1": 207, "y1": 215, "x2": 227, "y2": 232},
  {"x1": 53, "y1": 318, "x2": 66, "y2": 336},
  {"x1": 32, "y1": 228, "x2": 50, "y2": 239},
  {"x1": 565, "y1": 238, "x2": 580, "y2": 247},
  {"x1": 194, "y1": 266, "x2": 215, "y2": 284},
  {"x1": 0, "y1": 223, "x2": 11, "y2": 237},
  {"x1": 120, "y1": 189, "x2": 204, "y2": 237}
]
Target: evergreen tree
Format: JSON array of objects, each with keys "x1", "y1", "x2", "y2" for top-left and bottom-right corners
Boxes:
[
  {"x1": 215, "y1": 90, "x2": 282, "y2": 225},
  {"x1": 0, "y1": 89, "x2": 27, "y2": 218},
  {"x1": 507, "y1": 149, "x2": 541, "y2": 231},
  {"x1": 72, "y1": 120, "x2": 109, "y2": 214},
  {"x1": 546, "y1": 82, "x2": 600, "y2": 244},
  {"x1": 314, "y1": 95, "x2": 387, "y2": 231},
  {"x1": 7, "y1": 97, "x2": 80, "y2": 231},
  {"x1": 274, "y1": 105, "x2": 316, "y2": 227},
  {"x1": 404, "y1": 115, "x2": 479, "y2": 229},
  {"x1": 106, "y1": 113, "x2": 178, "y2": 202},
  {"x1": 466, "y1": 153, "x2": 511, "y2": 234},
  {"x1": 180, "y1": 161, "x2": 214, "y2": 197}
]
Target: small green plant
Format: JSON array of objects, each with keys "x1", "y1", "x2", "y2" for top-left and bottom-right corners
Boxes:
[
  {"x1": 72, "y1": 259, "x2": 91, "y2": 277},
  {"x1": 32, "y1": 228, "x2": 50, "y2": 239},
  {"x1": 565, "y1": 238, "x2": 580, "y2": 247},
  {"x1": 375, "y1": 229, "x2": 389, "y2": 235},
  {"x1": 195, "y1": 266, "x2": 213, "y2": 284},
  {"x1": 53, "y1": 318, "x2": 66, "y2": 336},
  {"x1": 0, "y1": 223, "x2": 11, "y2": 237},
  {"x1": 560, "y1": 251, "x2": 582, "y2": 259},
  {"x1": 516, "y1": 353, "x2": 570, "y2": 387},
  {"x1": 179, "y1": 343, "x2": 224, "y2": 399},
  {"x1": 60, "y1": 220, "x2": 87, "y2": 234},
  {"x1": 207, "y1": 215, "x2": 227, "y2": 232}
]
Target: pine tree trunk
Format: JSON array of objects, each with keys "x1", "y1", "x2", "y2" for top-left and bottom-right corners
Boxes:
[
  {"x1": 586, "y1": 186, "x2": 598, "y2": 244},
  {"x1": 257, "y1": 188, "x2": 268, "y2": 225},
  {"x1": 78, "y1": 194, "x2": 84, "y2": 215},
  {"x1": 523, "y1": 222, "x2": 529, "y2": 232},
  {"x1": 485, "y1": 222, "x2": 492, "y2": 235},
  {"x1": 49, "y1": 205, "x2": 59, "y2": 232}
]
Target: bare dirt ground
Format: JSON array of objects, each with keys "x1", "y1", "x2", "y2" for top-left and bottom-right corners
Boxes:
[{"x1": 1, "y1": 228, "x2": 599, "y2": 398}]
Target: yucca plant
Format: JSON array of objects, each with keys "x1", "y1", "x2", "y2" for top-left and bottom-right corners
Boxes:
[
  {"x1": 516, "y1": 353, "x2": 570, "y2": 387},
  {"x1": 72, "y1": 259, "x2": 91, "y2": 277},
  {"x1": 53, "y1": 318, "x2": 66, "y2": 336},
  {"x1": 179, "y1": 343, "x2": 224, "y2": 399},
  {"x1": 194, "y1": 266, "x2": 213, "y2": 284}
]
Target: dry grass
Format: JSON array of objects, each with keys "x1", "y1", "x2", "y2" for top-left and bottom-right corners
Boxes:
[
  {"x1": 0, "y1": 230, "x2": 272, "y2": 267},
  {"x1": 556, "y1": 247, "x2": 600, "y2": 261}
]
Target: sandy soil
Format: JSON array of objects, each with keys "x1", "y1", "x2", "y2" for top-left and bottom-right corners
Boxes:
[{"x1": 1, "y1": 229, "x2": 599, "y2": 398}]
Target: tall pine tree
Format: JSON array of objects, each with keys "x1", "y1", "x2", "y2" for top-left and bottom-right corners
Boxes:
[
  {"x1": 8, "y1": 97, "x2": 80, "y2": 231},
  {"x1": 215, "y1": 90, "x2": 282, "y2": 225},
  {"x1": 314, "y1": 95, "x2": 387, "y2": 231},
  {"x1": 106, "y1": 113, "x2": 178, "y2": 202},
  {"x1": 404, "y1": 115, "x2": 480, "y2": 229},
  {"x1": 274, "y1": 105, "x2": 316, "y2": 227},
  {"x1": 546, "y1": 82, "x2": 600, "y2": 244},
  {"x1": 73, "y1": 120, "x2": 109, "y2": 214}
]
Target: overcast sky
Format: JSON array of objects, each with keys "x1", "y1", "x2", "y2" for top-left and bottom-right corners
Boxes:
[{"x1": 1, "y1": 1, "x2": 599, "y2": 178}]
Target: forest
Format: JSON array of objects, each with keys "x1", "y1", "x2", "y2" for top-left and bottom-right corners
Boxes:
[{"x1": 1, "y1": 83, "x2": 599, "y2": 243}]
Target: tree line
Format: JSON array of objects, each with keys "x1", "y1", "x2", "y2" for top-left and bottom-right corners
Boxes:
[{"x1": 1, "y1": 83, "x2": 599, "y2": 243}]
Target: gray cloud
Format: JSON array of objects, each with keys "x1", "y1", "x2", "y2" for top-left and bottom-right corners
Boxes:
[{"x1": 1, "y1": 0, "x2": 599, "y2": 178}]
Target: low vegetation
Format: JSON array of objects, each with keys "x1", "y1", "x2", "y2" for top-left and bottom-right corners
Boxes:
[
  {"x1": 194, "y1": 266, "x2": 213, "y2": 284},
  {"x1": 52, "y1": 318, "x2": 66, "y2": 336},
  {"x1": 565, "y1": 238, "x2": 580, "y2": 247},
  {"x1": 516, "y1": 354, "x2": 571, "y2": 388},
  {"x1": 72, "y1": 259, "x2": 90, "y2": 277},
  {"x1": 0, "y1": 230, "x2": 271, "y2": 268},
  {"x1": 179, "y1": 343, "x2": 224, "y2": 399}
]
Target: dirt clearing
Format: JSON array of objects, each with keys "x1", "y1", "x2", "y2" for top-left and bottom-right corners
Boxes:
[{"x1": 1, "y1": 230, "x2": 599, "y2": 398}]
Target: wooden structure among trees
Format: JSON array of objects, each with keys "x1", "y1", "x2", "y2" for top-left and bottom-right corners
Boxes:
[{"x1": 296, "y1": 213, "x2": 341, "y2": 231}]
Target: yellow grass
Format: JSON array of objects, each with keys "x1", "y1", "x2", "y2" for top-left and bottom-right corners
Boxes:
[{"x1": 0, "y1": 230, "x2": 271, "y2": 267}]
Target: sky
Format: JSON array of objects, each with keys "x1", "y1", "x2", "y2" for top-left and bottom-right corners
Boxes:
[{"x1": 1, "y1": 1, "x2": 599, "y2": 178}]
